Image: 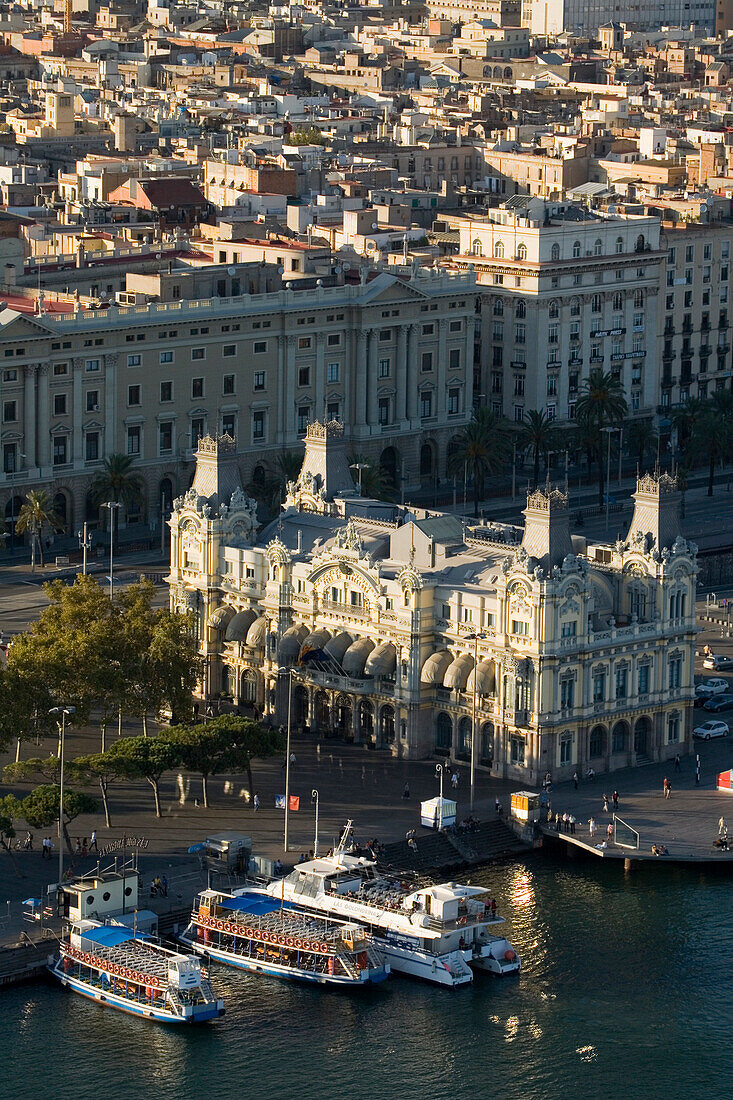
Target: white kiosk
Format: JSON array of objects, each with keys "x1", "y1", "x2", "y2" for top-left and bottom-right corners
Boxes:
[{"x1": 420, "y1": 796, "x2": 457, "y2": 829}]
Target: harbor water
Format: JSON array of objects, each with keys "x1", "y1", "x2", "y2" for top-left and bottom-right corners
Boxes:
[{"x1": 8, "y1": 854, "x2": 733, "y2": 1100}]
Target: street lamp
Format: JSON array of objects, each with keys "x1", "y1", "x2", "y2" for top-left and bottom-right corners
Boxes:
[
  {"x1": 102, "y1": 501, "x2": 121, "y2": 600},
  {"x1": 77, "y1": 522, "x2": 92, "y2": 575},
  {"x1": 49, "y1": 705, "x2": 75, "y2": 886},
  {"x1": 350, "y1": 462, "x2": 368, "y2": 495},
  {"x1": 311, "y1": 788, "x2": 319, "y2": 856},
  {"x1": 435, "y1": 762, "x2": 449, "y2": 829}
]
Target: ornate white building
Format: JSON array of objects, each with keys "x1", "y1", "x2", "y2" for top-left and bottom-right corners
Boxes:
[{"x1": 168, "y1": 427, "x2": 698, "y2": 783}]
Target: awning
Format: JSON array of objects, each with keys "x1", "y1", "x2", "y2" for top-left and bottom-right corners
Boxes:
[
  {"x1": 209, "y1": 604, "x2": 235, "y2": 630},
  {"x1": 443, "y1": 653, "x2": 475, "y2": 691},
  {"x1": 467, "y1": 658, "x2": 496, "y2": 694},
  {"x1": 342, "y1": 636, "x2": 375, "y2": 677},
  {"x1": 79, "y1": 926, "x2": 134, "y2": 947},
  {"x1": 225, "y1": 609, "x2": 257, "y2": 642},
  {"x1": 324, "y1": 631, "x2": 354, "y2": 663},
  {"x1": 421, "y1": 650, "x2": 453, "y2": 685},
  {"x1": 278, "y1": 624, "x2": 308, "y2": 664},
  {"x1": 299, "y1": 629, "x2": 332, "y2": 662},
  {"x1": 246, "y1": 615, "x2": 268, "y2": 647},
  {"x1": 365, "y1": 641, "x2": 396, "y2": 678},
  {"x1": 219, "y1": 892, "x2": 287, "y2": 915}
]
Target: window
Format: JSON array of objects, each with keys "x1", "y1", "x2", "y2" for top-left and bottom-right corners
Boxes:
[
  {"x1": 510, "y1": 736, "x2": 525, "y2": 766},
  {"x1": 191, "y1": 418, "x2": 205, "y2": 448},
  {"x1": 515, "y1": 324, "x2": 526, "y2": 344},
  {"x1": 421, "y1": 323, "x2": 434, "y2": 337},
  {"x1": 561, "y1": 620, "x2": 577, "y2": 638},
  {"x1": 615, "y1": 236, "x2": 623, "y2": 254},
  {"x1": 222, "y1": 413, "x2": 236, "y2": 438},
  {"x1": 85, "y1": 432, "x2": 99, "y2": 462},
  {"x1": 253, "y1": 341, "x2": 267, "y2": 354},
  {"x1": 514, "y1": 376, "x2": 524, "y2": 397},
  {"x1": 52, "y1": 364, "x2": 66, "y2": 377},
  {"x1": 448, "y1": 388, "x2": 460, "y2": 414},
  {"x1": 298, "y1": 336, "x2": 311, "y2": 350},
  {"x1": 686, "y1": 245, "x2": 694, "y2": 263},
  {"x1": 572, "y1": 241, "x2": 581, "y2": 258},
  {"x1": 593, "y1": 671, "x2": 606, "y2": 703},
  {"x1": 127, "y1": 354, "x2": 141, "y2": 367},
  {"x1": 594, "y1": 238, "x2": 602, "y2": 256},
  {"x1": 327, "y1": 362, "x2": 339, "y2": 383},
  {"x1": 85, "y1": 359, "x2": 100, "y2": 372},
  {"x1": 252, "y1": 411, "x2": 265, "y2": 440},
  {"x1": 421, "y1": 352, "x2": 433, "y2": 373},
  {"x1": 511, "y1": 619, "x2": 529, "y2": 636},
  {"x1": 2, "y1": 400, "x2": 16, "y2": 422},
  {"x1": 472, "y1": 238, "x2": 483, "y2": 256},
  {"x1": 668, "y1": 656, "x2": 682, "y2": 690},
  {"x1": 494, "y1": 241, "x2": 504, "y2": 258},
  {"x1": 615, "y1": 666, "x2": 628, "y2": 699},
  {"x1": 378, "y1": 397, "x2": 390, "y2": 425},
  {"x1": 127, "y1": 386, "x2": 140, "y2": 407},
  {"x1": 560, "y1": 679, "x2": 574, "y2": 709},
  {"x1": 449, "y1": 348, "x2": 461, "y2": 370},
  {"x1": 327, "y1": 334, "x2": 341, "y2": 347},
  {"x1": 127, "y1": 426, "x2": 141, "y2": 455},
  {"x1": 378, "y1": 358, "x2": 390, "y2": 378},
  {"x1": 158, "y1": 423, "x2": 172, "y2": 454},
  {"x1": 548, "y1": 324, "x2": 559, "y2": 345},
  {"x1": 638, "y1": 664, "x2": 650, "y2": 695},
  {"x1": 86, "y1": 390, "x2": 99, "y2": 412},
  {"x1": 327, "y1": 401, "x2": 340, "y2": 422},
  {"x1": 297, "y1": 406, "x2": 310, "y2": 434},
  {"x1": 517, "y1": 243, "x2": 527, "y2": 261},
  {"x1": 223, "y1": 344, "x2": 236, "y2": 357},
  {"x1": 551, "y1": 243, "x2": 560, "y2": 261},
  {"x1": 493, "y1": 298, "x2": 504, "y2": 316},
  {"x1": 560, "y1": 732, "x2": 573, "y2": 765},
  {"x1": 159, "y1": 351, "x2": 173, "y2": 364},
  {"x1": 254, "y1": 371, "x2": 265, "y2": 391},
  {"x1": 547, "y1": 375, "x2": 558, "y2": 396},
  {"x1": 667, "y1": 714, "x2": 680, "y2": 743},
  {"x1": 513, "y1": 404, "x2": 524, "y2": 422},
  {"x1": 53, "y1": 436, "x2": 68, "y2": 466},
  {"x1": 298, "y1": 366, "x2": 310, "y2": 387},
  {"x1": 420, "y1": 391, "x2": 433, "y2": 418}
]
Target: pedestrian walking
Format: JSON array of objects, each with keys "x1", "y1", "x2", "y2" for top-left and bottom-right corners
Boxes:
[
  {"x1": 562, "y1": 811, "x2": 569, "y2": 832},
  {"x1": 24, "y1": 831, "x2": 33, "y2": 851},
  {"x1": 253, "y1": 792, "x2": 260, "y2": 811},
  {"x1": 719, "y1": 816, "x2": 728, "y2": 837},
  {"x1": 602, "y1": 793, "x2": 610, "y2": 813},
  {"x1": 569, "y1": 814, "x2": 576, "y2": 835},
  {"x1": 403, "y1": 782, "x2": 410, "y2": 799},
  {"x1": 588, "y1": 817, "x2": 596, "y2": 837},
  {"x1": 674, "y1": 753, "x2": 681, "y2": 773},
  {"x1": 495, "y1": 798, "x2": 501, "y2": 816},
  {"x1": 612, "y1": 790, "x2": 619, "y2": 811},
  {"x1": 573, "y1": 771, "x2": 579, "y2": 790},
  {"x1": 451, "y1": 771, "x2": 459, "y2": 789},
  {"x1": 90, "y1": 830, "x2": 97, "y2": 852},
  {"x1": 663, "y1": 777, "x2": 671, "y2": 799},
  {"x1": 696, "y1": 754, "x2": 701, "y2": 785},
  {"x1": 607, "y1": 823, "x2": 614, "y2": 842}
]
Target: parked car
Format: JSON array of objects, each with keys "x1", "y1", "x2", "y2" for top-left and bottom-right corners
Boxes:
[
  {"x1": 703, "y1": 694, "x2": 733, "y2": 712},
  {"x1": 703, "y1": 654, "x2": 733, "y2": 671},
  {"x1": 695, "y1": 678, "x2": 730, "y2": 698},
  {"x1": 693, "y1": 720, "x2": 729, "y2": 740}
]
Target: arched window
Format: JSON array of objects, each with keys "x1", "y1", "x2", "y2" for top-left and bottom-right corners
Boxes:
[
  {"x1": 633, "y1": 289, "x2": 644, "y2": 308},
  {"x1": 636, "y1": 233, "x2": 645, "y2": 252},
  {"x1": 494, "y1": 241, "x2": 504, "y2": 258},
  {"x1": 612, "y1": 721, "x2": 628, "y2": 754},
  {"x1": 615, "y1": 236, "x2": 624, "y2": 254},
  {"x1": 551, "y1": 243, "x2": 560, "y2": 261},
  {"x1": 493, "y1": 297, "x2": 504, "y2": 316},
  {"x1": 458, "y1": 716, "x2": 472, "y2": 757},
  {"x1": 515, "y1": 300, "x2": 526, "y2": 318},
  {"x1": 589, "y1": 725, "x2": 606, "y2": 758},
  {"x1": 594, "y1": 238, "x2": 602, "y2": 255},
  {"x1": 591, "y1": 293, "x2": 602, "y2": 313},
  {"x1": 436, "y1": 711, "x2": 452, "y2": 751},
  {"x1": 549, "y1": 299, "x2": 559, "y2": 319},
  {"x1": 570, "y1": 296, "x2": 580, "y2": 316},
  {"x1": 472, "y1": 238, "x2": 482, "y2": 256},
  {"x1": 517, "y1": 242, "x2": 527, "y2": 261},
  {"x1": 572, "y1": 240, "x2": 581, "y2": 258},
  {"x1": 613, "y1": 291, "x2": 624, "y2": 311}
]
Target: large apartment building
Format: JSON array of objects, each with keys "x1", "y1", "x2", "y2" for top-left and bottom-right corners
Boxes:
[
  {"x1": 450, "y1": 197, "x2": 663, "y2": 426},
  {"x1": 0, "y1": 268, "x2": 477, "y2": 535},
  {"x1": 169, "y1": 428, "x2": 697, "y2": 782}
]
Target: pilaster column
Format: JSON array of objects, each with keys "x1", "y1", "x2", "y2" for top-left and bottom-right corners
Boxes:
[
  {"x1": 396, "y1": 325, "x2": 408, "y2": 425},
  {"x1": 355, "y1": 330, "x2": 368, "y2": 427},
  {"x1": 285, "y1": 336, "x2": 297, "y2": 440},
  {"x1": 23, "y1": 364, "x2": 36, "y2": 468},
  {"x1": 104, "y1": 353, "x2": 117, "y2": 459},
  {"x1": 437, "y1": 319, "x2": 448, "y2": 419},
  {"x1": 37, "y1": 364, "x2": 50, "y2": 468},
  {"x1": 315, "y1": 332, "x2": 325, "y2": 420},
  {"x1": 406, "y1": 324, "x2": 419, "y2": 421},
  {"x1": 276, "y1": 334, "x2": 286, "y2": 445},
  {"x1": 465, "y1": 318, "x2": 475, "y2": 410},
  {"x1": 72, "y1": 356, "x2": 83, "y2": 466},
  {"x1": 367, "y1": 329, "x2": 378, "y2": 428}
]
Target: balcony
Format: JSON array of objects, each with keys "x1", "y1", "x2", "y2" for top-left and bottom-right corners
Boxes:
[{"x1": 320, "y1": 599, "x2": 370, "y2": 621}]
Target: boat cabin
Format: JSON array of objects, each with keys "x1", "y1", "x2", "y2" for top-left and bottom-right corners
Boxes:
[
  {"x1": 60, "y1": 871, "x2": 138, "y2": 921},
  {"x1": 402, "y1": 884, "x2": 488, "y2": 925},
  {"x1": 168, "y1": 956, "x2": 204, "y2": 990}
]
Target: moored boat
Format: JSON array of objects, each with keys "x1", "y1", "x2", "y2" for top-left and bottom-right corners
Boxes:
[
  {"x1": 180, "y1": 888, "x2": 389, "y2": 987},
  {"x1": 48, "y1": 919, "x2": 224, "y2": 1024}
]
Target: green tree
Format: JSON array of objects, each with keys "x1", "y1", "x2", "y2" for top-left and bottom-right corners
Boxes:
[
  {"x1": 146, "y1": 610, "x2": 201, "y2": 724},
  {"x1": 21, "y1": 786, "x2": 99, "y2": 856},
  {"x1": 15, "y1": 490, "x2": 64, "y2": 568},
  {"x1": 161, "y1": 722, "x2": 230, "y2": 808},
  {"x1": 687, "y1": 404, "x2": 731, "y2": 496},
  {"x1": 69, "y1": 753, "x2": 128, "y2": 829},
  {"x1": 575, "y1": 369, "x2": 627, "y2": 505},
  {"x1": 105, "y1": 735, "x2": 181, "y2": 817},
  {"x1": 162, "y1": 715, "x2": 283, "y2": 807},
  {"x1": 516, "y1": 409, "x2": 558, "y2": 488},
  {"x1": 448, "y1": 408, "x2": 511, "y2": 517},
  {"x1": 0, "y1": 794, "x2": 23, "y2": 877},
  {"x1": 626, "y1": 417, "x2": 658, "y2": 472},
  {"x1": 4, "y1": 753, "x2": 62, "y2": 786},
  {"x1": 0, "y1": 663, "x2": 55, "y2": 757},
  {"x1": 89, "y1": 453, "x2": 144, "y2": 522}
]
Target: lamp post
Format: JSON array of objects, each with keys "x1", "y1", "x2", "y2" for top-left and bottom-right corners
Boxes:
[
  {"x1": 102, "y1": 501, "x2": 121, "y2": 600},
  {"x1": 77, "y1": 522, "x2": 91, "y2": 575},
  {"x1": 311, "y1": 788, "x2": 319, "y2": 857},
  {"x1": 49, "y1": 705, "x2": 75, "y2": 886},
  {"x1": 349, "y1": 462, "x2": 368, "y2": 495},
  {"x1": 435, "y1": 762, "x2": 448, "y2": 829}
]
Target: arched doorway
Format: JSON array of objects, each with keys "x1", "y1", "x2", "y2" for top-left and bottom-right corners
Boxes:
[
  {"x1": 634, "y1": 716, "x2": 651, "y2": 756},
  {"x1": 251, "y1": 464, "x2": 266, "y2": 490},
  {"x1": 221, "y1": 666, "x2": 232, "y2": 696},
  {"x1": 378, "y1": 705, "x2": 395, "y2": 747},
  {"x1": 160, "y1": 477, "x2": 174, "y2": 513},
  {"x1": 240, "y1": 668, "x2": 257, "y2": 704},
  {"x1": 315, "y1": 690, "x2": 330, "y2": 731},
  {"x1": 481, "y1": 721, "x2": 494, "y2": 765},
  {"x1": 588, "y1": 725, "x2": 606, "y2": 759},
  {"x1": 420, "y1": 442, "x2": 435, "y2": 482},
  {"x1": 294, "y1": 685, "x2": 308, "y2": 727},
  {"x1": 53, "y1": 491, "x2": 70, "y2": 536},
  {"x1": 336, "y1": 695, "x2": 352, "y2": 737},
  {"x1": 612, "y1": 720, "x2": 629, "y2": 754},
  {"x1": 379, "y1": 447, "x2": 399, "y2": 491},
  {"x1": 457, "y1": 716, "x2": 472, "y2": 759},
  {"x1": 436, "y1": 711, "x2": 452, "y2": 753},
  {"x1": 360, "y1": 701, "x2": 374, "y2": 739}
]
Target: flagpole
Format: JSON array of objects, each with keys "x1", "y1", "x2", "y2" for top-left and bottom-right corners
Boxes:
[{"x1": 284, "y1": 669, "x2": 292, "y2": 853}]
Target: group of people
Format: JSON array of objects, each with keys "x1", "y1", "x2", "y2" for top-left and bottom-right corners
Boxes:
[
  {"x1": 73, "y1": 834, "x2": 98, "y2": 856},
  {"x1": 150, "y1": 875, "x2": 168, "y2": 897}
]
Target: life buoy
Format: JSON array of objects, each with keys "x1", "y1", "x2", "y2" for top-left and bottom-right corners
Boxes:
[
  {"x1": 459, "y1": 916, "x2": 467, "y2": 926},
  {"x1": 321, "y1": 943, "x2": 328, "y2": 952},
  {"x1": 504, "y1": 949, "x2": 516, "y2": 962},
  {"x1": 286, "y1": 937, "x2": 295, "y2": 947}
]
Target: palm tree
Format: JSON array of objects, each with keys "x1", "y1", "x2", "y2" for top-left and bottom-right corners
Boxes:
[
  {"x1": 671, "y1": 396, "x2": 704, "y2": 463},
  {"x1": 517, "y1": 409, "x2": 558, "y2": 488},
  {"x1": 575, "y1": 369, "x2": 627, "y2": 505},
  {"x1": 687, "y1": 404, "x2": 731, "y2": 496},
  {"x1": 626, "y1": 417, "x2": 658, "y2": 472},
  {"x1": 15, "y1": 490, "x2": 63, "y2": 568},
  {"x1": 89, "y1": 454, "x2": 144, "y2": 525},
  {"x1": 447, "y1": 409, "x2": 511, "y2": 517},
  {"x1": 246, "y1": 451, "x2": 302, "y2": 517}
]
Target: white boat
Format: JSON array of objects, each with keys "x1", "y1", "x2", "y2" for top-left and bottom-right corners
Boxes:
[
  {"x1": 48, "y1": 918, "x2": 225, "y2": 1024},
  {"x1": 256, "y1": 823, "x2": 520, "y2": 988},
  {"x1": 180, "y1": 888, "x2": 389, "y2": 987}
]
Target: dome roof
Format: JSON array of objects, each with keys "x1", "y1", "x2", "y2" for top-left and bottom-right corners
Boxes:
[
  {"x1": 225, "y1": 609, "x2": 257, "y2": 642},
  {"x1": 278, "y1": 624, "x2": 308, "y2": 665},
  {"x1": 443, "y1": 654, "x2": 475, "y2": 691},
  {"x1": 246, "y1": 615, "x2": 268, "y2": 647},
  {"x1": 324, "y1": 631, "x2": 354, "y2": 663},
  {"x1": 466, "y1": 658, "x2": 496, "y2": 694},
  {"x1": 365, "y1": 642, "x2": 396, "y2": 678},
  {"x1": 421, "y1": 650, "x2": 453, "y2": 685},
  {"x1": 342, "y1": 636, "x2": 375, "y2": 678}
]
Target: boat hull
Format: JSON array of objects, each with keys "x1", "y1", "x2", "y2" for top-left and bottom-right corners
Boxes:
[
  {"x1": 379, "y1": 941, "x2": 473, "y2": 987},
  {"x1": 181, "y1": 929, "x2": 387, "y2": 987},
  {"x1": 49, "y1": 962, "x2": 223, "y2": 1024}
]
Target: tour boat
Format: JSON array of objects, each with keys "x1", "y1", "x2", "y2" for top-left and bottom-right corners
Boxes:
[
  {"x1": 180, "y1": 888, "x2": 390, "y2": 987},
  {"x1": 255, "y1": 823, "x2": 520, "y2": 988},
  {"x1": 48, "y1": 918, "x2": 225, "y2": 1024}
]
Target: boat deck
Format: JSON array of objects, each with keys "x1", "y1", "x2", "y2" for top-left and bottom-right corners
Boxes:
[{"x1": 66, "y1": 938, "x2": 169, "y2": 980}]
